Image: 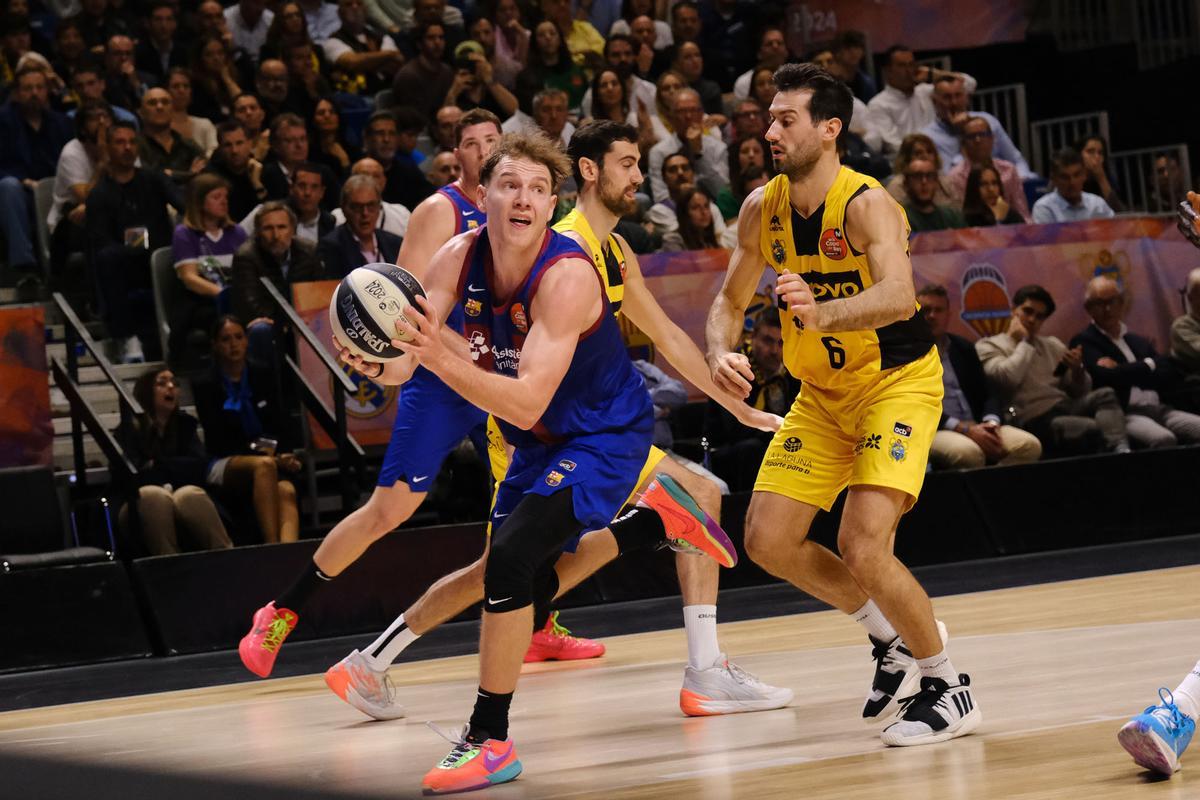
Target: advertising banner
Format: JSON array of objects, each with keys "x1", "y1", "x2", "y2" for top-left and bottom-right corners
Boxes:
[{"x1": 0, "y1": 305, "x2": 52, "y2": 468}]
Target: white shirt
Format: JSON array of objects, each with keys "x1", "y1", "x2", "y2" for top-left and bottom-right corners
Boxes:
[
  {"x1": 579, "y1": 75, "x2": 656, "y2": 119},
  {"x1": 865, "y1": 73, "x2": 977, "y2": 154},
  {"x1": 608, "y1": 18, "x2": 672, "y2": 49},
  {"x1": 240, "y1": 203, "x2": 328, "y2": 244},
  {"x1": 225, "y1": 5, "x2": 274, "y2": 59},
  {"x1": 501, "y1": 111, "x2": 575, "y2": 150},
  {"x1": 322, "y1": 31, "x2": 399, "y2": 65},
  {"x1": 332, "y1": 201, "x2": 410, "y2": 239},
  {"x1": 1030, "y1": 190, "x2": 1115, "y2": 224},
  {"x1": 850, "y1": 96, "x2": 882, "y2": 153},
  {"x1": 49, "y1": 139, "x2": 95, "y2": 232},
  {"x1": 647, "y1": 132, "x2": 729, "y2": 203},
  {"x1": 1098, "y1": 322, "x2": 1159, "y2": 407},
  {"x1": 303, "y1": 2, "x2": 342, "y2": 42},
  {"x1": 732, "y1": 68, "x2": 753, "y2": 101}
]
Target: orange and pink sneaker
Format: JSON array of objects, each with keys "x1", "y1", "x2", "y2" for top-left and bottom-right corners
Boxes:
[
  {"x1": 421, "y1": 724, "x2": 522, "y2": 795},
  {"x1": 238, "y1": 602, "x2": 298, "y2": 678},
  {"x1": 523, "y1": 611, "x2": 605, "y2": 663},
  {"x1": 638, "y1": 473, "x2": 738, "y2": 568}
]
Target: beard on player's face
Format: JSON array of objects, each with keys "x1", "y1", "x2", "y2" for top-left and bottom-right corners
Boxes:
[
  {"x1": 775, "y1": 136, "x2": 821, "y2": 181},
  {"x1": 598, "y1": 169, "x2": 638, "y2": 217}
]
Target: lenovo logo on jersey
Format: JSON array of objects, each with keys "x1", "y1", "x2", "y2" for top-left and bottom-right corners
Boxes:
[{"x1": 800, "y1": 270, "x2": 864, "y2": 301}]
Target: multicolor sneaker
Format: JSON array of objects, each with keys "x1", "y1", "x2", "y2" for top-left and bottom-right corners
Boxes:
[
  {"x1": 421, "y1": 723, "x2": 522, "y2": 795},
  {"x1": 637, "y1": 473, "x2": 737, "y2": 568},
  {"x1": 523, "y1": 611, "x2": 605, "y2": 663},
  {"x1": 238, "y1": 602, "x2": 298, "y2": 678},
  {"x1": 881, "y1": 673, "x2": 981, "y2": 746},
  {"x1": 679, "y1": 655, "x2": 794, "y2": 716},
  {"x1": 862, "y1": 620, "x2": 949, "y2": 723},
  {"x1": 324, "y1": 649, "x2": 406, "y2": 720},
  {"x1": 1118, "y1": 688, "x2": 1195, "y2": 775}
]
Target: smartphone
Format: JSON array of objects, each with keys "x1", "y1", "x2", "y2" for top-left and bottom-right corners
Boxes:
[{"x1": 250, "y1": 436, "x2": 279, "y2": 456}]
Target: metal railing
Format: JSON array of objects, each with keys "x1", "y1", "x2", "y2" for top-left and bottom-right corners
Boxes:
[
  {"x1": 1030, "y1": 111, "x2": 1110, "y2": 178},
  {"x1": 972, "y1": 83, "x2": 1029, "y2": 166},
  {"x1": 52, "y1": 293, "x2": 143, "y2": 488},
  {"x1": 1134, "y1": 0, "x2": 1200, "y2": 68},
  {"x1": 916, "y1": 55, "x2": 952, "y2": 73},
  {"x1": 258, "y1": 277, "x2": 366, "y2": 513},
  {"x1": 1109, "y1": 144, "x2": 1193, "y2": 214},
  {"x1": 1038, "y1": 0, "x2": 1200, "y2": 68}
]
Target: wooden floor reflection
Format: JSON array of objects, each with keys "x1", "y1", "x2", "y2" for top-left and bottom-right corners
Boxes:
[{"x1": 2, "y1": 566, "x2": 1197, "y2": 799}]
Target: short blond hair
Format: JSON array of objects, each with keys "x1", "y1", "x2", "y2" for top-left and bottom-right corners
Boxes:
[{"x1": 480, "y1": 132, "x2": 571, "y2": 194}]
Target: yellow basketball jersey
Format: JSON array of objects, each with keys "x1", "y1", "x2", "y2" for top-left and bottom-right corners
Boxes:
[
  {"x1": 553, "y1": 208, "x2": 626, "y2": 316},
  {"x1": 758, "y1": 167, "x2": 934, "y2": 398}
]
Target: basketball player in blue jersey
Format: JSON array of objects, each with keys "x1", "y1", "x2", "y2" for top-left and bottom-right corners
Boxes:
[
  {"x1": 707, "y1": 64, "x2": 979, "y2": 746},
  {"x1": 386, "y1": 132, "x2": 735, "y2": 793},
  {"x1": 325, "y1": 120, "x2": 793, "y2": 723}
]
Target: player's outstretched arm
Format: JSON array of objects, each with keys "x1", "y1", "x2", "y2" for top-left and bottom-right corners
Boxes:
[
  {"x1": 791, "y1": 188, "x2": 916, "y2": 332},
  {"x1": 706, "y1": 187, "x2": 767, "y2": 399},
  {"x1": 397, "y1": 257, "x2": 600, "y2": 430},
  {"x1": 617, "y1": 234, "x2": 779, "y2": 432}
]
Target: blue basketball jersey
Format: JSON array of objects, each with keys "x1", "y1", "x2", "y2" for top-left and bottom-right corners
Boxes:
[
  {"x1": 455, "y1": 226, "x2": 651, "y2": 449},
  {"x1": 438, "y1": 182, "x2": 486, "y2": 235}
]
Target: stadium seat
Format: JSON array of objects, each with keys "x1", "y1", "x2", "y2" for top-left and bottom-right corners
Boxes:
[{"x1": 149, "y1": 246, "x2": 175, "y2": 362}]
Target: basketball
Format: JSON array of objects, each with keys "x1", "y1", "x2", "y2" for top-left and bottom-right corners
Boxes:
[{"x1": 329, "y1": 263, "x2": 427, "y2": 361}]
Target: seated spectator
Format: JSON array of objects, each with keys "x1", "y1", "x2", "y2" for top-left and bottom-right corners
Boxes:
[
  {"x1": 647, "y1": 87, "x2": 727, "y2": 203},
  {"x1": 261, "y1": 112, "x2": 339, "y2": 211},
  {"x1": 68, "y1": 61, "x2": 138, "y2": 126},
  {"x1": 170, "y1": 173, "x2": 248, "y2": 362},
  {"x1": 749, "y1": 65, "x2": 777, "y2": 116},
  {"x1": 0, "y1": 65, "x2": 72, "y2": 286},
  {"x1": 731, "y1": 26, "x2": 788, "y2": 101},
  {"x1": 330, "y1": 156, "x2": 412, "y2": 237},
  {"x1": 232, "y1": 92, "x2": 271, "y2": 160},
  {"x1": 1077, "y1": 134, "x2": 1125, "y2": 214},
  {"x1": 299, "y1": 0, "x2": 341, "y2": 42},
  {"x1": 362, "y1": 108, "x2": 434, "y2": 209},
  {"x1": 885, "y1": 135, "x2": 954, "y2": 207},
  {"x1": 946, "y1": 116, "x2": 1031, "y2": 222},
  {"x1": 468, "y1": 14, "x2": 520, "y2": 91},
  {"x1": 189, "y1": 34, "x2": 245, "y2": 122},
  {"x1": 923, "y1": 74, "x2": 1033, "y2": 178},
  {"x1": 489, "y1": 0, "x2": 530, "y2": 73},
  {"x1": 323, "y1": 0, "x2": 402, "y2": 94},
  {"x1": 101, "y1": 35, "x2": 149, "y2": 112},
  {"x1": 230, "y1": 201, "x2": 325, "y2": 363},
  {"x1": 866, "y1": 44, "x2": 975, "y2": 155},
  {"x1": 318, "y1": 173, "x2": 402, "y2": 277},
  {"x1": 917, "y1": 284, "x2": 1041, "y2": 468},
  {"x1": 113, "y1": 368, "x2": 233, "y2": 556},
  {"x1": 976, "y1": 284, "x2": 1131, "y2": 456},
  {"x1": 259, "y1": 1, "x2": 310, "y2": 62},
  {"x1": 715, "y1": 135, "x2": 769, "y2": 219},
  {"x1": 135, "y1": 1, "x2": 185, "y2": 84},
  {"x1": 962, "y1": 164, "x2": 1025, "y2": 227},
  {"x1": 583, "y1": 67, "x2": 637, "y2": 129},
  {"x1": 729, "y1": 98, "x2": 768, "y2": 142},
  {"x1": 49, "y1": 102, "x2": 112, "y2": 273},
  {"x1": 193, "y1": 315, "x2": 301, "y2": 544},
  {"x1": 51, "y1": 19, "x2": 89, "y2": 81},
  {"x1": 418, "y1": 104, "x2": 461, "y2": 161},
  {"x1": 280, "y1": 40, "x2": 332, "y2": 119},
  {"x1": 444, "y1": 39, "x2": 518, "y2": 119},
  {"x1": 165, "y1": 68, "x2": 218, "y2": 156},
  {"x1": 579, "y1": 35, "x2": 656, "y2": 119},
  {"x1": 540, "y1": 0, "x2": 603, "y2": 68},
  {"x1": 137, "y1": 86, "x2": 206, "y2": 183},
  {"x1": 242, "y1": 161, "x2": 335, "y2": 242},
  {"x1": 206, "y1": 120, "x2": 268, "y2": 223},
  {"x1": 610, "y1": 4, "x2": 670, "y2": 51},
  {"x1": 1070, "y1": 276, "x2": 1200, "y2": 448},
  {"x1": 647, "y1": 152, "x2": 733, "y2": 243},
  {"x1": 71, "y1": 0, "x2": 130, "y2": 51},
  {"x1": 1032, "y1": 148, "x2": 1115, "y2": 224},
  {"x1": 632, "y1": 359, "x2": 688, "y2": 451},
  {"x1": 1151, "y1": 151, "x2": 1187, "y2": 210},
  {"x1": 661, "y1": 186, "x2": 733, "y2": 251},
  {"x1": 670, "y1": 40, "x2": 721, "y2": 116},
  {"x1": 224, "y1": 0, "x2": 272, "y2": 66},
  {"x1": 391, "y1": 21, "x2": 453, "y2": 121},
  {"x1": 702, "y1": 308, "x2": 799, "y2": 491},
  {"x1": 310, "y1": 96, "x2": 361, "y2": 177},
  {"x1": 502, "y1": 87, "x2": 575, "y2": 149},
  {"x1": 902, "y1": 157, "x2": 966, "y2": 233},
  {"x1": 1171, "y1": 268, "x2": 1200, "y2": 375},
  {"x1": 427, "y1": 150, "x2": 460, "y2": 187},
  {"x1": 513, "y1": 19, "x2": 588, "y2": 111},
  {"x1": 827, "y1": 30, "x2": 876, "y2": 101},
  {"x1": 85, "y1": 120, "x2": 183, "y2": 363},
  {"x1": 254, "y1": 58, "x2": 294, "y2": 119}
]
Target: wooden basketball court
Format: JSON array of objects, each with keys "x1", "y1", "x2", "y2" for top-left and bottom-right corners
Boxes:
[{"x1": 2, "y1": 566, "x2": 1196, "y2": 799}]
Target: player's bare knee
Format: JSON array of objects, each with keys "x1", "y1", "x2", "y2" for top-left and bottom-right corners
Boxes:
[
  {"x1": 743, "y1": 518, "x2": 783, "y2": 569},
  {"x1": 838, "y1": 535, "x2": 890, "y2": 587}
]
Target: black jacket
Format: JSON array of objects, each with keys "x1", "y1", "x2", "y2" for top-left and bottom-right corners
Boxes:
[
  {"x1": 261, "y1": 161, "x2": 340, "y2": 213},
  {"x1": 231, "y1": 237, "x2": 325, "y2": 322},
  {"x1": 317, "y1": 224, "x2": 402, "y2": 279},
  {"x1": 938, "y1": 333, "x2": 1001, "y2": 427},
  {"x1": 112, "y1": 412, "x2": 208, "y2": 490},
  {"x1": 205, "y1": 157, "x2": 267, "y2": 222},
  {"x1": 193, "y1": 364, "x2": 292, "y2": 458},
  {"x1": 1070, "y1": 323, "x2": 1175, "y2": 409}
]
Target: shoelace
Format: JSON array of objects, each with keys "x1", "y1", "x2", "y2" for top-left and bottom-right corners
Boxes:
[
  {"x1": 870, "y1": 637, "x2": 907, "y2": 674},
  {"x1": 1145, "y1": 687, "x2": 1188, "y2": 731},
  {"x1": 260, "y1": 616, "x2": 293, "y2": 653},
  {"x1": 427, "y1": 722, "x2": 477, "y2": 767},
  {"x1": 722, "y1": 659, "x2": 764, "y2": 688},
  {"x1": 547, "y1": 611, "x2": 575, "y2": 639},
  {"x1": 896, "y1": 681, "x2": 951, "y2": 717}
]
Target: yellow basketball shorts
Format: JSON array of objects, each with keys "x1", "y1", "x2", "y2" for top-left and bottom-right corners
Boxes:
[
  {"x1": 484, "y1": 415, "x2": 668, "y2": 534},
  {"x1": 754, "y1": 350, "x2": 943, "y2": 513}
]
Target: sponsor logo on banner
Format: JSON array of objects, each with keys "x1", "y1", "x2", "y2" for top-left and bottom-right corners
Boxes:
[
  {"x1": 464, "y1": 298, "x2": 483, "y2": 317},
  {"x1": 510, "y1": 303, "x2": 528, "y2": 333},
  {"x1": 546, "y1": 470, "x2": 564, "y2": 487},
  {"x1": 893, "y1": 422, "x2": 912, "y2": 437},
  {"x1": 889, "y1": 438, "x2": 907, "y2": 462},
  {"x1": 960, "y1": 263, "x2": 1010, "y2": 339},
  {"x1": 820, "y1": 228, "x2": 846, "y2": 260}
]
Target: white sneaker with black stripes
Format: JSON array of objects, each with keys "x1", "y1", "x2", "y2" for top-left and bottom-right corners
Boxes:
[
  {"x1": 880, "y1": 673, "x2": 981, "y2": 746},
  {"x1": 862, "y1": 620, "x2": 949, "y2": 724}
]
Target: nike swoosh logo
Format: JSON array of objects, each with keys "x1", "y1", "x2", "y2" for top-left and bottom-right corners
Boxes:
[
  {"x1": 412, "y1": 475, "x2": 429, "y2": 482},
  {"x1": 486, "y1": 596, "x2": 511, "y2": 605},
  {"x1": 493, "y1": 512, "x2": 508, "y2": 518},
  {"x1": 483, "y1": 744, "x2": 511, "y2": 770},
  {"x1": 468, "y1": 283, "x2": 485, "y2": 292},
  {"x1": 462, "y1": 209, "x2": 474, "y2": 216}
]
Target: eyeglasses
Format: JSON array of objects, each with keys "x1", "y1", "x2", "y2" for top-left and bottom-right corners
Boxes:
[{"x1": 905, "y1": 171, "x2": 937, "y2": 182}]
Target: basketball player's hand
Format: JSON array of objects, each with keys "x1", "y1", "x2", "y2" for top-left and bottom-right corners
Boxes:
[
  {"x1": 392, "y1": 295, "x2": 446, "y2": 370},
  {"x1": 332, "y1": 336, "x2": 384, "y2": 380},
  {"x1": 736, "y1": 406, "x2": 782, "y2": 432},
  {"x1": 777, "y1": 271, "x2": 820, "y2": 330},
  {"x1": 709, "y1": 351, "x2": 754, "y2": 398}
]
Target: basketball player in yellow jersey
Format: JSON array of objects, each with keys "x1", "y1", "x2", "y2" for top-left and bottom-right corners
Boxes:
[{"x1": 707, "y1": 64, "x2": 980, "y2": 746}]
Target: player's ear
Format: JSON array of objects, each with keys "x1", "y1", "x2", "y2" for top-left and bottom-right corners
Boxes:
[
  {"x1": 475, "y1": 181, "x2": 486, "y2": 207},
  {"x1": 579, "y1": 156, "x2": 598, "y2": 183},
  {"x1": 824, "y1": 117, "x2": 842, "y2": 142}
]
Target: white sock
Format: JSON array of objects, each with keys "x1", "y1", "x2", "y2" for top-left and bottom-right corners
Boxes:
[
  {"x1": 1172, "y1": 660, "x2": 1200, "y2": 720},
  {"x1": 916, "y1": 649, "x2": 959, "y2": 683},
  {"x1": 362, "y1": 613, "x2": 419, "y2": 671},
  {"x1": 850, "y1": 599, "x2": 897, "y2": 642},
  {"x1": 683, "y1": 605, "x2": 721, "y2": 669}
]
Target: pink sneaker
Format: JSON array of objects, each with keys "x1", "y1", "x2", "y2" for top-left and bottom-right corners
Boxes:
[
  {"x1": 523, "y1": 612, "x2": 605, "y2": 662},
  {"x1": 238, "y1": 602, "x2": 298, "y2": 678}
]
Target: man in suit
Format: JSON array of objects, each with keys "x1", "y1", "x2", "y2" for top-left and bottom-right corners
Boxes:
[
  {"x1": 1070, "y1": 276, "x2": 1200, "y2": 449},
  {"x1": 918, "y1": 284, "x2": 1041, "y2": 468},
  {"x1": 317, "y1": 174, "x2": 402, "y2": 279},
  {"x1": 230, "y1": 201, "x2": 325, "y2": 365}
]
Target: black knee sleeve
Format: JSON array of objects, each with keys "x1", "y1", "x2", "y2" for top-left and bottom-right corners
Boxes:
[{"x1": 483, "y1": 488, "x2": 582, "y2": 614}]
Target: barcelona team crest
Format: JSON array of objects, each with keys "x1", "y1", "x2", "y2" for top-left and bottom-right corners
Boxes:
[
  {"x1": 889, "y1": 438, "x2": 907, "y2": 462},
  {"x1": 511, "y1": 303, "x2": 528, "y2": 333},
  {"x1": 769, "y1": 214, "x2": 784, "y2": 232},
  {"x1": 467, "y1": 219, "x2": 479, "y2": 229},
  {"x1": 820, "y1": 228, "x2": 846, "y2": 260},
  {"x1": 772, "y1": 239, "x2": 786, "y2": 265},
  {"x1": 464, "y1": 298, "x2": 482, "y2": 317},
  {"x1": 546, "y1": 470, "x2": 564, "y2": 487}
]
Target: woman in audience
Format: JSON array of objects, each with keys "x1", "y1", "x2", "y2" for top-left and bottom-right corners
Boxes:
[
  {"x1": 232, "y1": 92, "x2": 271, "y2": 160},
  {"x1": 514, "y1": 19, "x2": 588, "y2": 111},
  {"x1": 194, "y1": 315, "x2": 301, "y2": 545},
  {"x1": 170, "y1": 174, "x2": 248, "y2": 361},
  {"x1": 750, "y1": 66, "x2": 777, "y2": 113},
  {"x1": 716, "y1": 135, "x2": 770, "y2": 219},
  {"x1": 648, "y1": 68, "x2": 685, "y2": 143},
  {"x1": 166, "y1": 68, "x2": 217, "y2": 156},
  {"x1": 259, "y1": 1, "x2": 312, "y2": 62},
  {"x1": 663, "y1": 187, "x2": 728, "y2": 251},
  {"x1": 1077, "y1": 134, "x2": 1126, "y2": 213},
  {"x1": 962, "y1": 163, "x2": 1025, "y2": 227},
  {"x1": 584, "y1": 67, "x2": 654, "y2": 152},
  {"x1": 189, "y1": 34, "x2": 243, "y2": 121},
  {"x1": 886, "y1": 133, "x2": 954, "y2": 206},
  {"x1": 489, "y1": 0, "x2": 530, "y2": 71},
  {"x1": 309, "y1": 96, "x2": 359, "y2": 178},
  {"x1": 114, "y1": 368, "x2": 233, "y2": 556}
]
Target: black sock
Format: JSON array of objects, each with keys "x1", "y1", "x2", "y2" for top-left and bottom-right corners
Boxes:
[
  {"x1": 275, "y1": 561, "x2": 333, "y2": 613},
  {"x1": 468, "y1": 687, "x2": 514, "y2": 742},
  {"x1": 532, "y1": 604, "x2": 552, "y2": 632},
  {"x1": 531, "y1": 567, "x2": 559, "y2": 631},
  {"x1": 608, "y1": 505, "x2": 667, "y2": 555}
]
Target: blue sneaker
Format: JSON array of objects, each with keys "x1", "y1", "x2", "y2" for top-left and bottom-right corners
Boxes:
[{"x1": 1118, "y1": 688, "x2": 1195, "y2": 775}]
